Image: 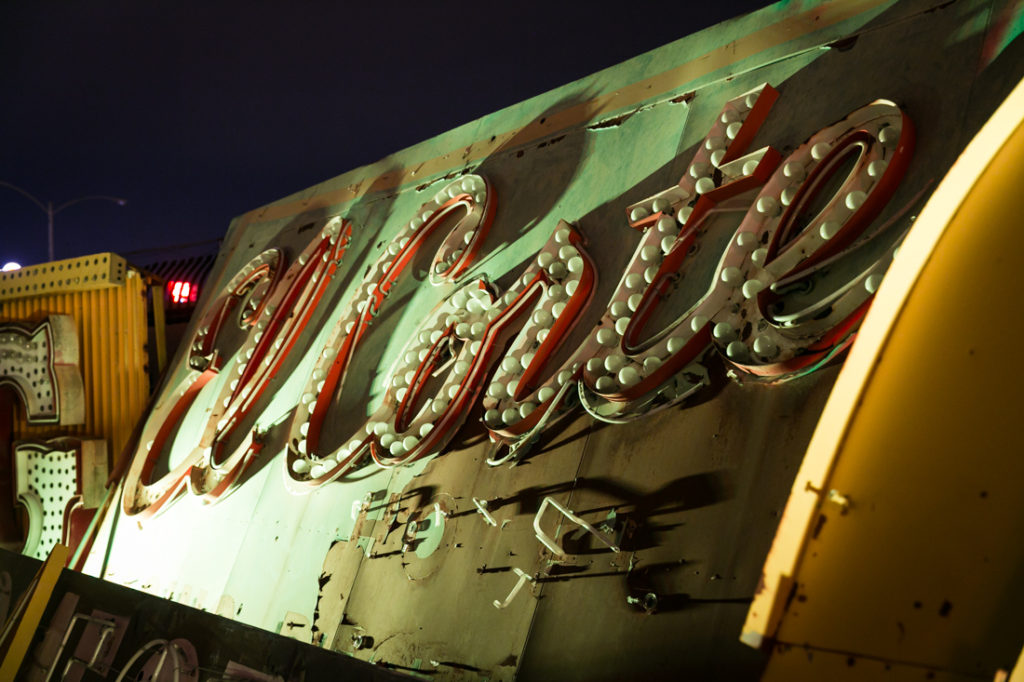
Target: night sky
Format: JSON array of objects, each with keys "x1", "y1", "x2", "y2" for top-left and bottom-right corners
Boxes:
[{"x1": 0, "y1": 1, "x2": 770, "y2": 268}]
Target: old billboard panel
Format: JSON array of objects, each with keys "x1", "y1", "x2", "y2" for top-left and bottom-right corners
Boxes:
[{"x1": 81, "y1": 1, "x2": 1024, "y2": 679}]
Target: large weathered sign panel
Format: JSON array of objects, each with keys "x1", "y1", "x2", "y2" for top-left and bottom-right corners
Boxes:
[{"x1": 87, "y1": 1, "x2": 1024, "y2": 678}]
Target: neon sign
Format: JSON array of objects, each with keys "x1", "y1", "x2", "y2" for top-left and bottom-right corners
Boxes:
[
  {"x1": 13, "y1": 438, "x2": 108, "y2": 561},
  {"x1": 167, "y1": 280, "x2": 198, "y2": 305},
  {"x1": 0, "y1": 315, "x2": 84, "y2": 425},
  {"x1": 123, "y1": 83, "x2": 914, "y2": 517}
]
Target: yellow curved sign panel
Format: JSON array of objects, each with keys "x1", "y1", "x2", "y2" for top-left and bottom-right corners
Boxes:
[{"x1": 746, "y1": 75, "x2": 1024, "y2": 679}]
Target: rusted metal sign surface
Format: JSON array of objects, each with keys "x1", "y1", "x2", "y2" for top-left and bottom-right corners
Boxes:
[{"x1": 90, "y1": 1, "x2": 1024, "y2": 679}]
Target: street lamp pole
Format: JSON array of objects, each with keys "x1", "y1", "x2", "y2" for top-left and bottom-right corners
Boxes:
[{"x1": 0, "y1": 181, "x2": 126, "y2": 262}]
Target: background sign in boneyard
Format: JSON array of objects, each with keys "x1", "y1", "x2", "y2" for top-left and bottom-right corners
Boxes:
[
  {"x1": 82, "y1": 1, "x2": 1024, "y2": 679},
  {"x1": 0, "y1": 549, "x2": 411, "y2": 681}
]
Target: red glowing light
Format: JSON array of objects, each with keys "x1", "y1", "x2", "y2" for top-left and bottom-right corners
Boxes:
[{"x1": 168, "y1": 280, "x2": 197, "y2": 304}]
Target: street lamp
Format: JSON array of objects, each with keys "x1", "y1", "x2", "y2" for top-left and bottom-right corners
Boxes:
[{"x1": 0, "y1": 180, "x2": 127, "y2": 262}]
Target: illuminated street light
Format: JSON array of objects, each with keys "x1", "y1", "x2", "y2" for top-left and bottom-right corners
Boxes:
[
  {"x1": 1, "y1": 262, "x2": 21, "y2": 272},
  {"x1": 0, "y1": 180, "x2": 127, "y2": 262}
]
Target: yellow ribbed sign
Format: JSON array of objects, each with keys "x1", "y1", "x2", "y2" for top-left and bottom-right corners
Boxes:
[{"x1": 0, "y1": 253, "x2": 149, "y2": 470}]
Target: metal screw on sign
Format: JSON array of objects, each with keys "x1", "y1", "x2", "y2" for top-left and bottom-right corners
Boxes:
[{"x1": 827, "y1": 489, "x2": 851, "y2": 514}]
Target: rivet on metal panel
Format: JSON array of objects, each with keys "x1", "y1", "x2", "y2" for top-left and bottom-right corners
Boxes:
[{"x1": 351, "y1": 633, "x2": 374, "y2": 650}]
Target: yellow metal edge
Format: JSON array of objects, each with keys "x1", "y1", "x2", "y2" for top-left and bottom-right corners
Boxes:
[
  {"x1": 0, "y1": 543, "x2": 68, "y2": 678},
  {"x1": 0, "y1": 253, "x2": 126, "y2": 302},
  {"x1": 740, "y1": 73, "x2": 1024, "y2": 648},
  {"x1": 151, "y1": 277, "x2": 167, "y2": 374},
  {"x1": 1005, "y1": 642, "x2": 1024, "y2": 682}
]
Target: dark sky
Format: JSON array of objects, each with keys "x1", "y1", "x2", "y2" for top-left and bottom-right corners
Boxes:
[{"x1": 0, "y1": 1, "x2": 771, "y2": 267}]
